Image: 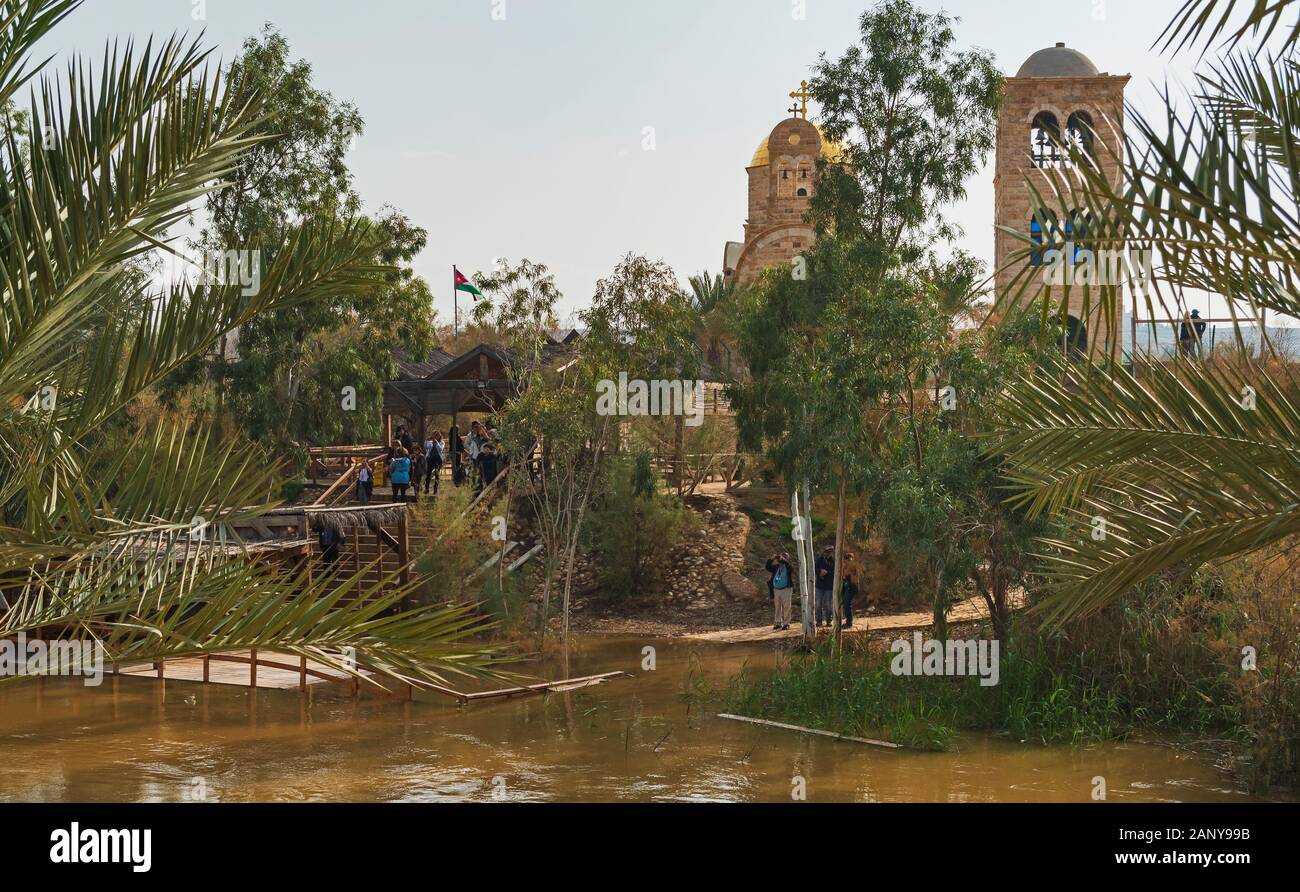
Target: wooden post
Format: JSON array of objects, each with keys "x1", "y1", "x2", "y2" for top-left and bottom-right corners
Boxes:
[
  {"x1": 398, "y1": 507, "x2": 410, "y2": 589},
  {"x1": 250, "y1": 648, "x2": 258, "y2": 688},
  {"x1": 384, "y1": 413, "x2": 393, "y2": 446},
  {"x1": 299, "y1": 655, "x2": 307, "y2": 692},
  {"x1": 155, "y1": 659, "x2": 163, "y2": 680},
  {"x1": 202, "y1": 655, "x2": 210, "y2": 683}
]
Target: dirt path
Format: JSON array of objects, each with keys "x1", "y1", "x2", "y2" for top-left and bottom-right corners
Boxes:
[
  {"x1": 684, "y1": 592, "x2": 1013, "y2": 643},
  {"x1": 566, "y1": 486, "x2": 1020, "y2": 643}
]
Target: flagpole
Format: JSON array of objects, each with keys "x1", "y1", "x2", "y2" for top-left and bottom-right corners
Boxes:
[{"x1": 453, "y1": 266, "x2": 458, "y2": 337}]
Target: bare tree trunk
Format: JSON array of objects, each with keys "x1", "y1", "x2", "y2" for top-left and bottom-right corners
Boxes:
[
  {"x1": 497, "y1": 470, "x2": 517, "y2": 600},
  {"x1": 932, "y1": 563, "x2": 948, "y2": 644},
  {"x1": 560, "y1": 418, "x2": 610, "y2": 644},
  {"x1": 831, "y1": 468, "x2": 847, "y2": 652},
  {"x1": 674, "y1": 414, "x2": 684, "y2": 497},
  {"x1": 793, "y1": 482, "x2": 816, "y2": 645}
]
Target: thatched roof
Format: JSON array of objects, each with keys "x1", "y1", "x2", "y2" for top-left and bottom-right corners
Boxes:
[
  {"x1": 393, "y1": 348, "x2": 456, "y2": 380},
  {"x1": 303, "y1": 503, "x2": 407, "y2": 533}
]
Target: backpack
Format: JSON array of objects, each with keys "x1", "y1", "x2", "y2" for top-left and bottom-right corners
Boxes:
[
  {"x1": 773, "y1": 564, "x2": 790, "y2": 589},
  {"x1": 391, "y1": 458, "x2": 411, "y2": 485}
]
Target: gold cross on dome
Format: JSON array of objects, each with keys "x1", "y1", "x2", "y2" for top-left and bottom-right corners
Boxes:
[{"x1": 789, "y1": 80, "x2": 812, "y2": 119}]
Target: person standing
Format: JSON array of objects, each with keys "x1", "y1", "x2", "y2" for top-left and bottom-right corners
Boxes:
[
  {"x1": 410, "y1": 448, "x2": 427, "y2": 504},
  {"x1": 769, "y1": 551, "x2": 794, "y2": 631},
  {"x1": 389, "y1": 447, "x2": 412, "y2": 503},
  {"x1": 841, "y1": 552, "x2": 860, "y2": 629},
  {"x1": 479, "y1": 442, "x2": 499, "y2": 493},
  {"x1": 764, "y1": 553, "x2": 780, "y2": 603},
  {"x1": 448, "y1": 424, "x2": 465, "y2": 488},
  {"x1": 814, "y1": 546, "x2": 835, "y2": 628},
  {"x1": 356, "y1": 459, "x2": 373, "y2": 504},
  {"x1": 426, "y1": 432, "x2": 444, "y2": 494},
  {"x1": 466, "y1": 420, "x2": 485, "y2": 489},
  {"x1": 1179, "y1": 308, "x2": 1207, "y2": 357}
]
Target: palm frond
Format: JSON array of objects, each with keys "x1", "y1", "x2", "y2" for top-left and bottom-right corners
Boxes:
[
  {"x1": 987, "y1": 355, "x2": 1300, "y2": 622},
  {"x1": 0, "y1": 3, "x2": 505, "y2": 681},
  {"x1": 1157, "y1": 0, "x2": 1300, "y2": 57}
]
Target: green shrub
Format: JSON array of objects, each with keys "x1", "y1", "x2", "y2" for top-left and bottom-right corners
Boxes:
[{"x1": 592, "y1": 450, "x2": 687, "y2": 599}]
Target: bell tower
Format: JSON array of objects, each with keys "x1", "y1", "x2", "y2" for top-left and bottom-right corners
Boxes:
[{"x1": 993, "y1": 43, "x2": 1129, "y2": 356}]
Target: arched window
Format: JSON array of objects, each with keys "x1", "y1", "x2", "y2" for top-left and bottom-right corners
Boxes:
[
  {"x1": 1066, "y1": 111, "x2": 1094, "y2": 162},
  {"x1": 1031, "y1": 111, "x2": 1061, "y2": 168},
  {"x1": 1029, "y1": 210, "x2": 1057, "y2": 266},
  {"x1": 1065, "y1": 209, "x2": 1090, "y2": 262},
  {"x1": 796, "y1": 187, "x2": 809, "y2": 197}
]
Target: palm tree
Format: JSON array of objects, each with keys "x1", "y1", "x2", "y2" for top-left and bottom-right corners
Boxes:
[
  {"x1": 0, "y1": 1, "x2": 498, "y2": 688},
  {"x1": 687, "y1": 271, "x2": 735, "y2": 373},
  {"x1": 987, "y1": 0, "x2": 1300, "y2": 624}
]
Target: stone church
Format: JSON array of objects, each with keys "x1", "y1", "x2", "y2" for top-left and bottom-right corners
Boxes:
[
  {"x1": 722, "y1": 45, "x2": 1128, "y2": 353},
  {"x1": 721, "y1": 82, "x2": 842, "y2": 287}
]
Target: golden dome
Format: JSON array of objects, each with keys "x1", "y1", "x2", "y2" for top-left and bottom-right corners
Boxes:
[{"x1": 750, "y1": 125, "x2": 845, "y2": 167}]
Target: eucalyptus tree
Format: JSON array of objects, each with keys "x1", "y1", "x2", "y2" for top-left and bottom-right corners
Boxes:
[
  {"x1": 987, "y1": 0, "x2": 1300, "y2": 625},
  {"x1": 730, "y1": 0, "x2": 1000, "y2": 643},
  {"x1": 0, "y1": 0, "x2": 497, "y2": 688},
  {"x1": 808, "y1": 0, "x2": 1001, "y2": 284},
  {"x1": 201, "y1": 26, "x2": 435, "y2": 451}
]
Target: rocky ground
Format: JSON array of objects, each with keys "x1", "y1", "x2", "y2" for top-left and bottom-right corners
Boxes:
[
  {"x1": 532, "y1": 485, "x2": 1002, "y2": 640},
  {"x1": 566, "y1": 493, "x2": 772, "y2": 635}
]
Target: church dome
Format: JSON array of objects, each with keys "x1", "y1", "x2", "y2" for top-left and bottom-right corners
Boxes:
[
  {"x1": 750, "y1": 124, "x2": 844, "y2": 167},
  {"x1": 1016, "y1": 42, "x2": 1098, "y2": 77}
]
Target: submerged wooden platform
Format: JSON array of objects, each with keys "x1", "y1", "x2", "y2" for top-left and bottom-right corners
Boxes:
[
  {"x1": 114, "y1": 651, "x2": 629, "y2": 703},
  {"x1": 115, "y1": 650, "x2": 360, "y2": 691}
]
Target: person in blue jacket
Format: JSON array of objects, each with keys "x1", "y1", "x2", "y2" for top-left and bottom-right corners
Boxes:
[{"x1": 389, "y1": 447, "x2": 412, "y2": 503}]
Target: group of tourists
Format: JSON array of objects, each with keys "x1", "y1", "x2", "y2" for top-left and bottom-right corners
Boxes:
[
  {"x1": 352, "y1": 419, "x2": 503, "y2": 504},
  {"x1": 765, "y1": 545, "x2": 862, "y2": 632}
]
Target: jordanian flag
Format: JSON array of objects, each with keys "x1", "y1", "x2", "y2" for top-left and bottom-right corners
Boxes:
[{"x1": 454, "y1": 267, "x2": 483, "y2": 301}]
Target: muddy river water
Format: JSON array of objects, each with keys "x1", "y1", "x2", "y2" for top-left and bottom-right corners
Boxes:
[{"x1": 0, "y1": 636, "x2": 1265, "y2": 802}]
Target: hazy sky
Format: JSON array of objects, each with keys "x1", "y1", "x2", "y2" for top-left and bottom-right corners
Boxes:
[{"x1": 51, "y1": 0, "x2": 1213, "y2": 323}]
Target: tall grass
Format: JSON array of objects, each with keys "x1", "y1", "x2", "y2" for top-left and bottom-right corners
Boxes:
[{"x1": 708, "y1": 559, "x2": 1299, "y2": 792}]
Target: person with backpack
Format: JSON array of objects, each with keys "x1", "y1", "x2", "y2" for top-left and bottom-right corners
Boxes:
[
  {"x1": 389, "y1": 447, "x2": 412, "y2": 503},
  {"x1": 768, "y1": 551, "x2": 794, "y2": 631}
]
